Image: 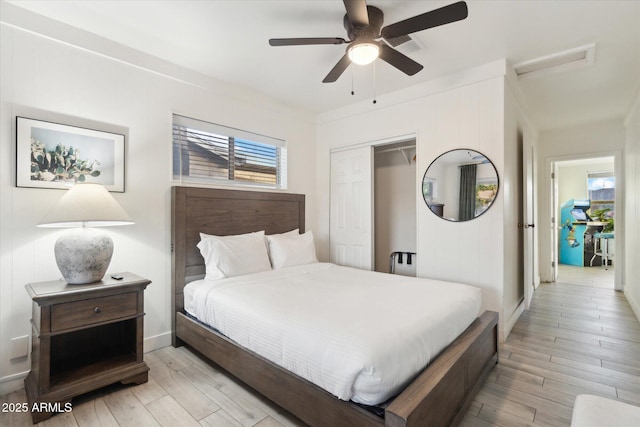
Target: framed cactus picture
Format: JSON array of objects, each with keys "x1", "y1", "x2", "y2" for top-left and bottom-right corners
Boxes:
[{"x1": 16, "y1": 117, "x2": 125, "y2": 192}]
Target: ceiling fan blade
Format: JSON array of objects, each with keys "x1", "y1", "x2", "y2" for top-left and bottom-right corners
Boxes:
[
  {"x1": 378, "y1": 45, "x2": 423, "y2": 76},
  {"x1": 269, "y1": 37, "x2": 347, "y2": 46},
  {"x1": 343, "y1": 0, "x2": 369, "y2": 27},
  {"x1": 323, "y1": 54, "x2": 351, "y2": 83},
  {"x1": 381, "y1": 1, "x2": 468, "y2": 40}
]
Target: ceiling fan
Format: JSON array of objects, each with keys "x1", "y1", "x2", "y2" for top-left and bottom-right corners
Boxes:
[{"x1": 269, "y1": 0, "x2": 468, "y2": 83}]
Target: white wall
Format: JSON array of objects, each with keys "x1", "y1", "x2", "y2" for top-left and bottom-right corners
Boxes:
[
  {"x1": 557, "y1": 160, "x2": 614, "y2": 205},
  {"x1": 316, "y1": 60, "x2": 524, "y2": 339},
  {"x1": 374, "y1": 146, "x2": 416, "y2": 274},
  {"x1": 624, "y1": 94, "x2": 640, "y2": 319},
  {"x1": 537, "y1": 119, "x2": 626, "y2": 286},
  {"x1": 0, "y1": 13, "x2": 316, "y2": 393}
]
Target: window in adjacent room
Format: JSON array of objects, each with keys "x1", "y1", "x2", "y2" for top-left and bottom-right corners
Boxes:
[
  {"x1": 587, "y1": 171, "x2": 614, "y2": 231},
  {"x1": 172, "y1": 114, "x2": 287, "y2": 189}
]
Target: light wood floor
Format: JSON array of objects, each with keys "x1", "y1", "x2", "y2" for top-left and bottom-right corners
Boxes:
[
  {"x1": 555, "y1": 264, "x2": 615, "y2": 289},
  {"x1": 461, "y1": 266, "x2": 639, "y2": 426},
  {"x1": 2, "y1": 269, "x2": 638, "y2": 426}
]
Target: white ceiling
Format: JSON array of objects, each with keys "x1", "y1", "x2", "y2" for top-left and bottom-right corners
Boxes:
[{"x1": 4, "y1": 0, "x2": 640, "y2": 131}]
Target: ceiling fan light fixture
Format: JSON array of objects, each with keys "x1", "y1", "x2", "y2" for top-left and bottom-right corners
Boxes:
[
  {"x1": 270, "y1": 1, "x2": 469, "y2": 82},
  {"x1": 348, "y1": 42, "x2": 379, "y2": 65}
]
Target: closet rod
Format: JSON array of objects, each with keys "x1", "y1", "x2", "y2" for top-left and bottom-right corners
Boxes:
[
  {"x1": 375, "y1": 145, "x2": 416, "y2": 154},
  {"x1": 376, "y1": 145, "x2": 415, "y2": 165}
]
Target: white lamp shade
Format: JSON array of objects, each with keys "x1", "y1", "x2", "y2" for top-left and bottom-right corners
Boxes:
[
  {"x1": 38, "y1": 183, "x2": 133, "y2": 228},
  {"x1": 348, "y1": 42, "x2": 380, "y2": 65}
]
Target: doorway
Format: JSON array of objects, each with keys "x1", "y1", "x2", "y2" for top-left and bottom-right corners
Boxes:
[
  {"x1": 374, "y1": 141, "x2": 417, "y2": 276},
  {"x1": 552, "y1": 155, "x2": 617, "y2": 289}
]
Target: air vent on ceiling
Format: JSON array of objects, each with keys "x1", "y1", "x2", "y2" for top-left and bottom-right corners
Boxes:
[
  {"x1": 386, "y1": 34, "x2": 424, "y2": 55},
  {"x1": 513, "y1": 43, "x2": 596, "y2": 79},
  {"x1": 386, "y1": 34, "x2": 412, "y2": 47}
]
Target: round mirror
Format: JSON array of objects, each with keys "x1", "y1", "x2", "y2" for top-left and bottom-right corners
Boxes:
[{"x1": 422, "y1": 149, "x2": 499, "y2": 221}]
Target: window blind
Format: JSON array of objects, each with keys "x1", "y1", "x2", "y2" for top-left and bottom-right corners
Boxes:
[{"x1": 172, "y1": 115, "x2": 287, "y2": 189}]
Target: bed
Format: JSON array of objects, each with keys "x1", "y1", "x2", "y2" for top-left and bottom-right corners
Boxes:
[{"x1": 171, "y1": 186, "x2": 498, "y2": 427}]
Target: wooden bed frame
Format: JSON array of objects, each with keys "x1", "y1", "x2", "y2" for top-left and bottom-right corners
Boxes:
[{"x1": 171, "y1": 186, "x2": 498, "y2": 427}]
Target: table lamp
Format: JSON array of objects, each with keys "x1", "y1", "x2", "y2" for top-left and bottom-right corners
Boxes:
[{"x1": 38, "y1": 183, "x2": 134, "y2": 284}]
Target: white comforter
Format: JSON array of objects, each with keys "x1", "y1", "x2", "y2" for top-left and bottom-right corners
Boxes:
[{"x1": 184, "y1": 262, "x2": 481, "y2": 405}]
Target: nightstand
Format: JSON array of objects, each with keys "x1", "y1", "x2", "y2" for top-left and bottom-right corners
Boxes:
[{"x1": 24, "y1": 273, "x2": 151, "y2": 423}]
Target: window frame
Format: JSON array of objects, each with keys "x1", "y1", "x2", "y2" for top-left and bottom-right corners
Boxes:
[
  {"x1": 172, "y1": 114, "x2": 287, "y2": 190},
  {"x1": 586, "y1": 170, "x2": 615, "y2": 220}
]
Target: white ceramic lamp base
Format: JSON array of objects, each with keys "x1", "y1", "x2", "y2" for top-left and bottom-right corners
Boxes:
[{"x1": 54, "y1": 227, "x2": 114, "y2": 284}]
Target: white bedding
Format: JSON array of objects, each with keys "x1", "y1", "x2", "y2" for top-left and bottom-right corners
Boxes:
[{"x1": 184, "y1": 262, "x2": 481, "y2": 405}]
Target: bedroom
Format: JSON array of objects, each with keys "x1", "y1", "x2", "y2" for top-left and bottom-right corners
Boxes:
[{"x1": 1, "y1": 1, "x2": 639, "y2": 426}]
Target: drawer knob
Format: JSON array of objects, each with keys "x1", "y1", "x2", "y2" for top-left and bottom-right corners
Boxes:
[{"x1": 94, "y1": 307, "x2": 102, "y2": 313}]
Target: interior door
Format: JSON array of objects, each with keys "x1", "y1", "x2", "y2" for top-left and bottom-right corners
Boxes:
[
  {"x1": 522, "y1": 139, "x2": 535, "y2": 310},
  {"x1": 330, "y1": 146, "x2": 373, "y2": 270},
  {"x1": 551, "y1": 161, "x2": 559, "y2": 282}
]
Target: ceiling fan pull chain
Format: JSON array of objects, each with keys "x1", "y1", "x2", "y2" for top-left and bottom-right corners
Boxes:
[
  {"x1": 372, "y1": 61, "x2": 377, "y2": 104},
  {"x1": 351, "y1": 67, "x2": 355, "y2": 95}
]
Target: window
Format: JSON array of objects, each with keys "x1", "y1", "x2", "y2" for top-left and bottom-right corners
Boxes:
[
  {"x1": 587, "y1": 171, "x2": 614, "y2": 231},
  {"x1": 475, "y1": 179, "x2": 498, "y2": 216},
  {"x1": 172, "y1": 115, "x2": 286, "y2": 189},
  {"x1": 587, "y1": 171, "x2": 614, "y2": 211}
]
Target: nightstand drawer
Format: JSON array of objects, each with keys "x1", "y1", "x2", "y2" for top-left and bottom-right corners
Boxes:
[{"x1": 51, "y1": 292, "x2": 138, "y2": 331}]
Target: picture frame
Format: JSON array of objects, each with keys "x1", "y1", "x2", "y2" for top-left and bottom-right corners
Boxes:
[{"x1": 16, "y1": 117, "x2": 125, "y2": 192}]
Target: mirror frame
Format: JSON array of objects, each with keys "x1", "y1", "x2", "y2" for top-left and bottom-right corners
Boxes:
[{"x1": 422, "y1": 148, "x2": 500, "y2": 222}]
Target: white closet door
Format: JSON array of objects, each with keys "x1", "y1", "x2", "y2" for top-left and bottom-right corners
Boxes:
[{"x1": 330, "y1": 146, "x2": 373, "y2": 270}]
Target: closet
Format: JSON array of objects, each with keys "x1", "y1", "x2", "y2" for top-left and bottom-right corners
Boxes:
[
  {"x1": 329, "y1": 139, "x2": 417, "y2": 275},
  {"x1": 374, "y1": 141, "x2": 417, "y2": 276}
]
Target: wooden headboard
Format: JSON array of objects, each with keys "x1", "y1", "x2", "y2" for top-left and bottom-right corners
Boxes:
[{"x1": 171, "y1": 186, "x2": 305, "y2": 344}]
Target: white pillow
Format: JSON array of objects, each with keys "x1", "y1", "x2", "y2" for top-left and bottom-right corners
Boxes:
[
  {"x1": 279, "y1": 228, "x2": 299, "y2": 236},
  {"x1": 199, "y1": 230, "x2": 264, "y2": 240},
  {"x1": 266, "y1": 230, "x2": 318, "y2": 269},
  {"x1": 267, "y1": 228, "x2": 298, "y2": 250},
  {"x1": 197, "y1": 231, "x2": 272, "y2": 280}
]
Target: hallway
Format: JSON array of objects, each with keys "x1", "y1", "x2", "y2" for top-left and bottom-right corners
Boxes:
[
  {"x1": 556, "y1": 264, "x2": 615, "y2": 289},
  {"x1": 461, "y1": 268, "x2": 639, "y2": 426}
]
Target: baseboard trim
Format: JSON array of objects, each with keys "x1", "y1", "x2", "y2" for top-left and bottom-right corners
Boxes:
[
  {"x1": 0, "y1": 370, "x2": 28, "y2": 396},
  {"x1": 625, "y1": 288, "x2": 640, "y2": 323},
  {"x1": 143, "y1": 331, "x2": 172, "y2": 353},
  {"x1": 503, "y1": 301, "x2": 525, "y2": 342}
]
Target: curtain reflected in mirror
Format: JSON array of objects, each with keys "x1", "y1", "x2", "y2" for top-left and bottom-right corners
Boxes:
[
  {"x1": 422, "y1": 149, "x2": 499, "y2": 222},
  {"x1": 459, "y1": 164, "x2": 477, "y2": 221}
]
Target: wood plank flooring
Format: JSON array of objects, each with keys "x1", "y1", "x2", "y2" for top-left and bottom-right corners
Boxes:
[
  {"x1": 2, "y1": 267, "x2": 638, "y2": 426},
  {"x1": 462, "y1": 266, "x2": 640, "y2": 427}
]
